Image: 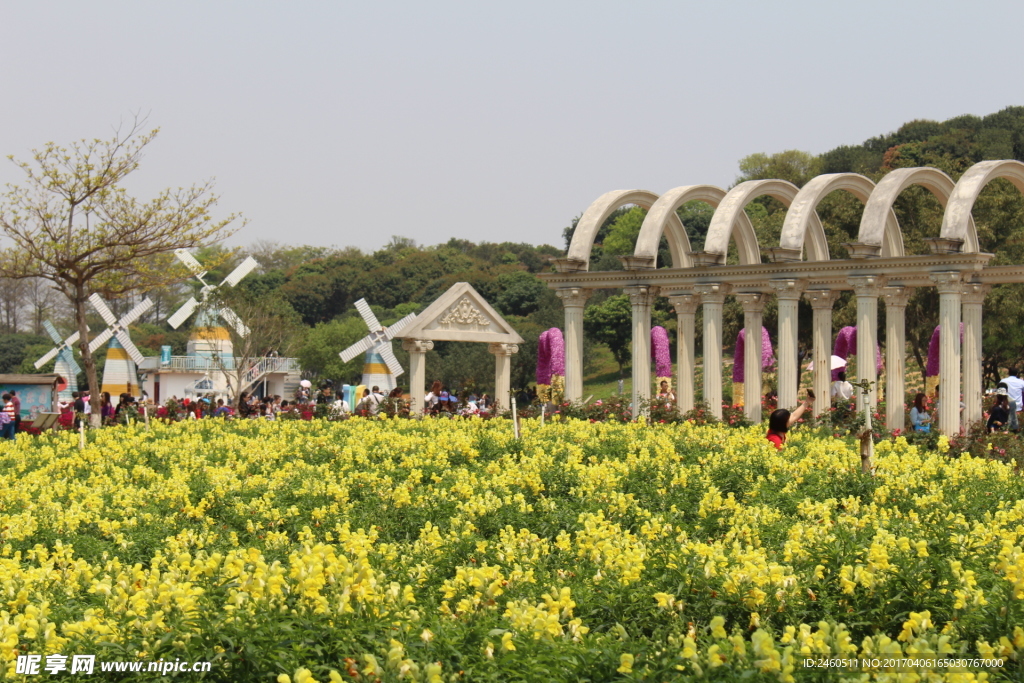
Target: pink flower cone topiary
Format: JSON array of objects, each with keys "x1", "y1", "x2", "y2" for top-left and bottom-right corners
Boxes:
[
  {"x1": 536, "y1": 329, "x2": 552, "y2": 386},
  {"x1": 548, "y1": 328, "x2": 565, "y2": 378},
  {"x1": 536, "y1": 329, "x2": 551, "y2": 402},
  {"x1": 732, "y1": 327, "x2": 776, "y2": 383},
  {"x1": 832, "y1": 326, "x2": 883, "y2": 381},
  {"x1": 925, "y1": 322, "x2": 964, "y2": 377},
  {"x1": 651, "y1": 326, "x2": 672, "y2": 380},
  {"x1": 546, "y1": 328, "x2": 565, "y2": 404}
]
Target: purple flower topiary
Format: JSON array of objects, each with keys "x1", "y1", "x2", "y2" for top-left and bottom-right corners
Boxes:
[
  {"x1": 925, "y1": 322, "x2": 964, "y2": 377},
  {"x1": 548, "y1": 328, "x2": 565, "y2": 378},
  {"x1": 536, "y1": 329, "x2": 551, "y2": 386},
  {"x1": 651, "y1": 326, "x2": 672, "y2": 379},
  {"x1": 732, "y1": 327, "x2": 776, "y2": 383},
  {"x1": 832, "y1": 326, "x2": 883, "y2": 380}
]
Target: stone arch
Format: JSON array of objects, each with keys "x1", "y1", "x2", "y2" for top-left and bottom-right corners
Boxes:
[
  {"x1": 942, "y1": 160, "x2": 1024, "y2": 251},
  {"x1": 566, "y1": 189, "x2": 688, "y2": 271},
  {"x1": 782, "y1": 173, "x2": 900, "y2": 260},
  {"x1": 703, "y1": 180, "x2": 801, "y2": 264},
  {"x1": 859, "y1": 167, "x2": 975, "y2": 254},
  {"x1": 633, "y1": 185, "x2": 733, "y2": 269}
]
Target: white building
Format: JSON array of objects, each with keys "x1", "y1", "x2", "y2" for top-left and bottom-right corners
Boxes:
[{"x1": 136, "y1": 325, "x2": 301, "y2": 403}]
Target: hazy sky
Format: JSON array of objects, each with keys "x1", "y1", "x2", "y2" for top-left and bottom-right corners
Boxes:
[{"x1": 2, "y1": 1, "x2": 1021, "y2": 254}]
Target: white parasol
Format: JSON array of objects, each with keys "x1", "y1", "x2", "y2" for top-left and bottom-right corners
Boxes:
[{"x1": 807, "y1": 355, "x2": 848, "y2": 372}]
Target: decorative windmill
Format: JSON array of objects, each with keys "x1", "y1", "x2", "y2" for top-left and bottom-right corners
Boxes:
[
  {"x1": 339, "y1": 299, "x2": 417, "y2": 392},
  {"x1": 88, "y1": 294, "x2": 154, "y2": 402},
  {"x1": 167, "y1": 250, "x2": 259, "y2": 338},
  {"x1": 34, "y1": 321, "x2": 84, "y2": 400}
]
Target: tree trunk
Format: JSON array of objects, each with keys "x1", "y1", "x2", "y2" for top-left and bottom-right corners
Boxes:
[
  {"x1": 910, "y1": 338, "x2": 926, "y2": 380},
  {"x1": 74, "y1": 280, "x2": 103, "y2": 428}
]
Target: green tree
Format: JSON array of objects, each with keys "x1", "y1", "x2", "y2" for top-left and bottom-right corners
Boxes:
[
  {"x1": 295, "y1": 317, "x2": 369, "y2": 382},
  {"x1": 584, "y1": 295, "x2": 633, "y2": 377},
  {"x1": 736, "y1": 150, "x2": 821, "y2": 187},
  {"x1": 0, "y1": 120, "x2": 240, "y2": 422},
  {"x1": 0, "y1": 333, "x2": 49, "y2": 373},
  {"x1": 495, "y1": 271, "x2": 547, "y2": 317}
]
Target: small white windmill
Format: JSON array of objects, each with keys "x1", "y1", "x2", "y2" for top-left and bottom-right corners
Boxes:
[
  {"x1": 88, "y1": 294, "x2": 154, "y2": 400},
  {"x1": 34, "y1": 321, "x2": 84, "y2": 400},
  {"x1": 166, "y1": 249, "x2": 260, "y2": 337},
  {"x1": 339, "y1": 299, "x2": 417, "y2": 392}
]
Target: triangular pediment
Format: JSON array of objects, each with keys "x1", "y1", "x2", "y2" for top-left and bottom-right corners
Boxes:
[{"x1": 398, "y1": 282, "x2": 524, "y2": 344}]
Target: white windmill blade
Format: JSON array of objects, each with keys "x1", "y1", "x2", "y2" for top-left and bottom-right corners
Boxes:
[
  {"x1": 219, "y1": 307, "x2": 250, "y2": 337},
  {"x1": 43, "y1": 320, "x2": 62, "y2": 344},
  {"x1": 167, "y1": 297, "x2": 200, "y2": 329},
  {"x1": 61, "y1": 352, "x2": 82, "y2": 377},
  {"x1": 88, "y1": 328, "x2": 115, "y2": 353},
  {"x1": 221, "y1": 256, "x2": 259, "y2": 288},
  {"x1": 340, "y1": 337, "x2": 375, "y2": 363},
  {"x1": 115, "y1": 329, "x2": 146, "y2": 365},
  {"x1": 378, "y1": 343, "x2": 404, "y2": 378},
  {"x1": 34, "y1": 347, "x2": 59, "y2": 369},
  {"x1": 120, "y1": 298, "x2": 154, "y2": 327},
  {"x1": 384, "y1": 313, "x2": 418, "y2": 339},
  {"x1": 88, "y1": 293, "x2": 118, "y2": 326},
  {"x1": 354, "y1": 299, "x2": 381, "y2": 331},
  {"x1": 174, "y1": 248, "x2": 207, "y2": 277}
]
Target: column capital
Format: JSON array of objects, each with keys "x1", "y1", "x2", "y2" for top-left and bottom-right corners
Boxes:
[
  {"x1": 881, "y1": 285, "x2": 912, "y2": 308},
  {"x1": 488, "y1": 342, "x2": 519, "y2": 357},
  {"x1": 961, "y1": 281, "x2": 990, "y2": 305},
  {"x1": 556, "y1": 287, "x2": 592, "y2": 308},
  {"x1": 929, "y1": 271, "x2": 962, "y2": 294},
  {"x1": 694, "y1": 283, "x2": 729, "y2": 303},
  {"x1": 803, "y1": 289, "x2": 839, "y2": 309},
  {"x1": 402, "y1": 339, "x2": 434, "y2": 353},
  {"x1": 769, "y1": 278, "x2": 806, "y2": 300},
  {"x1": 848, "y1": 275, "x2": 886, "y2": 297},
  {"x1": 622, "y1": 285, "x2": 659, "y2": 305},
  {"x1": 734, "y1": 291, "x2": 766, "y2": 313},
  {"x1": 667, "y1": 292, "x2": 701, "y2": 315}
]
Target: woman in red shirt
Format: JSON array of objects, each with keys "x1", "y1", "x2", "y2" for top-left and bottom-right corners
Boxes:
[{"x1": 766, "y1": 396, "x2": 814, "y2": 449}]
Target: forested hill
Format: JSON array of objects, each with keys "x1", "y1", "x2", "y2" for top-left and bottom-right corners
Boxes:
[
  {"x1": 820, "y1": 106, "x2": 1024, "y2": 175},
  {"x1": 7, "y1": 106, "x2": 1024, "y2": 392}
]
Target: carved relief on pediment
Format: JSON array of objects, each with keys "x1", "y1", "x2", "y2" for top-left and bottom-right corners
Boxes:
[{"x1": 437, "y1": 297, "x2": 492, "y2": 329}]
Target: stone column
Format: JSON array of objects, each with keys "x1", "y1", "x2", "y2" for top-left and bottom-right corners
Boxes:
[
  {"x1": 770, "y1": 279, "x2": 805, "y2": 410},
  {"x1": 882, "y1": 286, "x2": 911, "y2": 432},
  {"x1": 848, "y1": 276, "x2": 885, "y2": 412},
  {"x1": 556, "y1": 288, "x2": 591, "y2": 402},
  {"x1": 667, "y1": 292, "x2": 700, "y2": 414},
  {"x1": 734, "y1": 292, "x2": 766, "y2": 423},
  {"x1": 694, "y1": 284, "x2": 729, "y2": 419},
  {"x1": 804, "y1": 289, "x2": 839, "y2": 418},
  {"x1": 624, "y1": 286, "x2": 659, "y2": 417},
  {"x1": 489, "y1": 342, "x2": 519, "y2": 411},
  {"x1": 961, "y1": 282, "x2": 989, "y2": 430},
  {"x1": 402, "y1": 339, "x2": 434, "y2": 416},
  {"x1": 930, "y1": 273, "x2": 962, "y2": 434}
]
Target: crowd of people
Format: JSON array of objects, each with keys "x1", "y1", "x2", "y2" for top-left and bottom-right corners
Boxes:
[
  {"x1": 900, "y1": 368, "x2": 1024, "y2": 435},
  {"x1": 766, "y1": 367, "x2": 1024, "y2": 450}
]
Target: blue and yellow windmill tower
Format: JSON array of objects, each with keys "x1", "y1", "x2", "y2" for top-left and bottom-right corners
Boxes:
[
  {"x1": 88, "y1": 294, "x2": 154, "y2": 403},
  {"x1": 34, "y1": 321, "x2": 83, "y2": 401},
  {"x1": 339, "y1": 299, "x2": 417, "y2": 392}
]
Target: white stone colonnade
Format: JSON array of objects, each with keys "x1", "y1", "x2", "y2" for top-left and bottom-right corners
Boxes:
[{"x1": 542, "y1": 160, "x2": 1024, "y2": 434}]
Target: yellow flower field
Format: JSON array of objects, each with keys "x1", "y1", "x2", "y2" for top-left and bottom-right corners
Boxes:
[{"x1": 0, "y1": 417, "x2": 1022, "y2": 681}]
